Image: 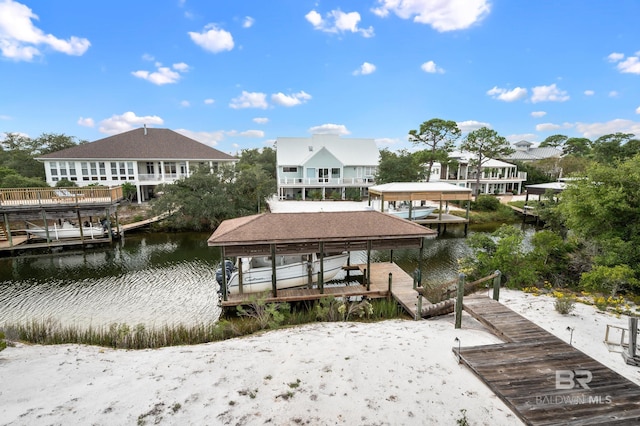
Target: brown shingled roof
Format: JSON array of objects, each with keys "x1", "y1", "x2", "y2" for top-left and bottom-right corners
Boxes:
[
  {"x1": 208, "y1": 211, "x2": 436, "y2": 256},
  {"x1": 37, "y1": 128, "x2": 237, "y2": 161}
]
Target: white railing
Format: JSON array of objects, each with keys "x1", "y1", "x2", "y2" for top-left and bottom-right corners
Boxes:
[
  {"x1": 278, "y1": 177, "x2": 375, "y2": 186},
  {"x1": 137, "y1": 173, "x2": 188, "y2": 182}
]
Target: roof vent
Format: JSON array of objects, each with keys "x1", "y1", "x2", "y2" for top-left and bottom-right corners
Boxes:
[
  {"x1": 308, "y1": 146, "x2": 313, "y2": 151},
  {"x1": 144, "y1": 124, "x2": 147, "y2": 136}
]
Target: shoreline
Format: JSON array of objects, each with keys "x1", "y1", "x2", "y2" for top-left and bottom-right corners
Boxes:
[{"x1": 2, "y1": 289, "x2": 638, "y2": 425}]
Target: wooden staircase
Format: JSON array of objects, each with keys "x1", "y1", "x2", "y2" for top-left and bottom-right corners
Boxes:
[{"x1": 0, "y1": 223, "x2": 8, "y2": 241}]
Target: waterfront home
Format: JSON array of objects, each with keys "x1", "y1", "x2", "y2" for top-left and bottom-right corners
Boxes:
[
  {"x1": 276, "y1": 134, "x2": 379, "y2": 200},
  {"x1": 36, "y1": 127, "x2": 237, "y2": 203},
  {"x1": 431, "y1": 151, "x2": 527, "y2": 195},
  {"x1": 503, "y1": 140, "x2": 562, "y2": 162}
]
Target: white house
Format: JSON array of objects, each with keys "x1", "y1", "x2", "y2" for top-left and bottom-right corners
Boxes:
[
  {"x1": 431, "y1": 152, "x2": 527, "y2": 195},
  {"x1": 276, "y1": 134, "x2": 379, "y2": 200},
  {"x1": 37, "y1": 127, "x2": 237, "y2": 203}
]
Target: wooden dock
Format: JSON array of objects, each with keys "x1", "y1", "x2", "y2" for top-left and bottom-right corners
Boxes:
[
  {"x1": 455, "y1": 296, "x2": 640, "y2": 425},
  {"x1": 222, "y1": 261, "x2": 430, "y2": 318}
]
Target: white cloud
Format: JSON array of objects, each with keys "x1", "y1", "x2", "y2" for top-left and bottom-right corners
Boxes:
[
  {"x1": 142, "y1": 53, "x2": 154, "y2": 61},
  {"x1": 253, "y1": 117, "x2": 269, "y2": 124},
  {"x1": 77, "y1": 117, "x2": 94, "y2": 127},
  {"x1": 239, "y1": 130, "x2": 265, "y2": 138},
  {"x1": 242, "y1": 16, "x2": 255, "y2": 28},
  {"x1": 204, "y1": 98, "x2": 215, "y2": 105},
  {"x1": 531, "y1": 84, "x2": 569, "y2": 103},
  {"x1": 636, "y1": 106, "x2": 640, "y2": 114},
  {"x1": 175, "y1": 129, "x2": 225, "y2": 147},
  {"x1": 180, "y1": 100, "x2": 190, "y2": 107},
  {"x1": 131, "y1": 62, "x2": 188, "y2": 85},
  {"x1": 372, "y1": 0, "x2": 490, "y2": 32},
  {"x1": 271, "y1": 91, "x2": 312, "y2": 107},
  {"x1": 607, "y1": 52, "x2": 624, "y2": 62},
  {"x1": 456, "y1": 120, "x2": 490, "y2": 132},
  {"x1": 575, "y1": 119, "x2": 640, "y2": 139},
  {"x1": 353, "y1": 62, "x2": 376, "y2": 75},
  {"x1": 617, "y1": 56, "x2": 640, "y2": 74},
  {"x1": 0, "y1": 114, "x2": 12, "y2": 120},
  {"x1": 609, "y1": 91, "x2": 619, "y2": 98},
  {"x1": 189, "y1": 24, "x2": 234, "y2": 53},
  {"x1": 229, "y1": 91, "x2": 268, "y2": 109},
  {"x1": 507, "y1": 133, "x2": 537, "y2": 143},
  {"x1": 535, "y1": 123, "x2": 562, "y2": 132},
  {"x1": 308, "y1": 123, "x2": 351, "y2": 135},
  {"x1": 531, "y1": 111, "x2": 546, "y2": 118},
  {"x1": 584, "y1": 90, "x2": 595, "y2": 96},
  {"x1": 0, "y1": 0, "x2": 90, "y2": 61},
  {"x1": 305, "y1": 9, "x2": 374, "y2": 38},
  {"x1": 486, "y1": 86, "x2": 527, "y2": 102},
  {"x1": 421, "y1": 60, "x2": 444, "y2": 74},
  {"x1": 99, "y1": 112, "x2": 163, "y2": 135}
]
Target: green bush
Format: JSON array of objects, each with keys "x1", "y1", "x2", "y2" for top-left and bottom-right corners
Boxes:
[
  {"x1": 0, "y1": 331, "x2": 6, "y2": 352},
  {"x1": 472, "y1": 195, "x2": 501, "y2": 211}
]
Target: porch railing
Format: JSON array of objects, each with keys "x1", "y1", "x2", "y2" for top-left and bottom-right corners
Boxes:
[
  {"x1": 278, "y1": 177, "x2": 375, "y2": 186},
  {"x1": 0, "y1": 186, "x2": 124, "y2": 207}
]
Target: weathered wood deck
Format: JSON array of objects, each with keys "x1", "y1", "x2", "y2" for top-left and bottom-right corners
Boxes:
[
  {"x1": 455, "y1": 296, "x2": 640, "y2": 425},
  {"x1": 221, "y1": 261, "x2": 429, "y2": 318}
]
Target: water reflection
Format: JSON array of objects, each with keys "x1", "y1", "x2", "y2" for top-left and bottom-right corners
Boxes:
[
  {"x1": 0, "y1": 224, "x2": 534, "y2": 330},
  {"x1": 0, "y1": 232, "x2": 221, "y2": 328}
]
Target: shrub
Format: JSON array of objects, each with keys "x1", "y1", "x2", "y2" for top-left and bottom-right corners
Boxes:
[
  {"x1": 236, "y1": 296, "x2": 290, "y2": 329},
  {"x1": 472, "y1": 195, "x2": 501, "y2": 212},
  {"x1": 554, "y1": 296, "x2": 576, "y2": 315},
  {"x1": 0, "y1": 331, "x2": 6, "y2": 352}
]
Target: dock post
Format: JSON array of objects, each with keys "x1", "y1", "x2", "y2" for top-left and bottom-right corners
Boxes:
[
  {"x1": 3, "y1": 213, "x2": 13, "y2": 247},
  {"x1": 455, "y1": 273, "x2": 465, "y2": 329},
  {"x1": 416, "y1": 295, "x2": 422, "y2": 320},
  {"x1": 492, "y1": 270, "x2": 501, "y2": 301},
  {"x1": 623, "y1": 317, "x2": 639, "y2": 366},
  {"x1": 387, "y1": 273, "x2": 392, "y2": 301}
]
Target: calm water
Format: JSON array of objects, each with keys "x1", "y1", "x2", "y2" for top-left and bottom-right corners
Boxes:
[
  {"x1": 0, "y1": 224, "x2": 526, "y2": 329},
  {"x1": 0, "y1": 232, "x2": 222, "y2": 328}
]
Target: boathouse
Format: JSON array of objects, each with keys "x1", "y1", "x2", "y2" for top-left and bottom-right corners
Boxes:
[
  {"x1": 208, "y1": 210, "x2": 437, "y2": 310},
  {"x1": 0, "y1": 186, "x2": 124, "y2": 254}
]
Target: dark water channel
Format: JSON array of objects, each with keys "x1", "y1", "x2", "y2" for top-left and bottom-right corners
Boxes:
[{"x1": 0, "y1": 224, "x2": 531, "y2": 329}]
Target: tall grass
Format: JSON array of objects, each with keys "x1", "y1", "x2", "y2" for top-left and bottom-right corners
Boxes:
[{"x1": 1, "y1": 298, "x2": 404, "y2": 350}]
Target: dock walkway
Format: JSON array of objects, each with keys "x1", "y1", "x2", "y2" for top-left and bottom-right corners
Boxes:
[
  {"x1": 455, "y1": 296, "x2": 640, "y2": 425},
  {"x1": 222, "y1": 261, "x2": 430, "y2": 318}
]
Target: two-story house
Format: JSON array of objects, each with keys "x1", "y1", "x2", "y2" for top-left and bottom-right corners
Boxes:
[
  {"x1": 431, "y1": 152, "x2": 527, "y2": 195},
  {"x1": 37, "y1": 127, "x2": 237, "y2": 202},
  {"x1": 276, "y1": 134, "x2": 379, "y2": 200}
]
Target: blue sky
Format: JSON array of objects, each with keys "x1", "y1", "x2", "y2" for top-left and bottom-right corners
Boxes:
[{"x1": 1, "y1": 0, "x2": 640, "y2": 154}]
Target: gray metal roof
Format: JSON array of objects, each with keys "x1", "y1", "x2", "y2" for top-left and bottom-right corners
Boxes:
[{"x1": 37, "y1": 128, "x2": 237, "y2": 161}]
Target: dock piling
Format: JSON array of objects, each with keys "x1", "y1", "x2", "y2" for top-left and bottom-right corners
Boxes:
[{"x1": 455, "y1": 273, "x2": 465, "y2": 329}]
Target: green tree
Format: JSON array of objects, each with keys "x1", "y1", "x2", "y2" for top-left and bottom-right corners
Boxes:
[
  {"x1": 408, "y1": 118, "x2": 460, "y2": 181},
  {"x1": 540, "y1": 134, "x2": 568, "y2": 148},
  {"x1": 590, "y1": 132, "x2": 634, "y2": 164},
  {"x1": 562, "y1": 137, "x2": 592, "y2": 157},
  {"x1": 34, "y1": 133, "x2": 81, "y2": 155},
  {"x1": 121, "y1": 182, "x2": 137, "y2": 202},
  {"x1": 0, "y1": 132, "x2": 44, "y2": 179},
  {"x1": 55, "y1": 178, "x2": 77, "y2": 187},
  {"x1": 236, "y1": 147, "x2": 275, "y2": 180},
  {"x1": 559, "y1": 155, "x2": 640, "y2": 278},
  {"x1": 375, "y1": 149, "x2": 423, "y2": 183},
  {"x1": 459, "y1": 127, "x2": 514, "y2": 200}
]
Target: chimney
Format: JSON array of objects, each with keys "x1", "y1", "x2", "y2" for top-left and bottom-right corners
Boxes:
[{"x1": 144, "y1": 124, "x2": 147, "y2": 136}]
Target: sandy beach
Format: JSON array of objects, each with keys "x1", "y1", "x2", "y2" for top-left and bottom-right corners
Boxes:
[{"x1": 1, "y1": 289, "x2": 639, "y2": 425}]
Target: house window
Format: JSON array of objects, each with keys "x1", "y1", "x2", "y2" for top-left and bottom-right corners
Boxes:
[
  {"x1": 81, "y1": 162, "x2": 89, "y2": 181},
  {"x1": 146, "y1": 162, "x2": 155, "y2": 174},
  {"x1": 283, "y1": 167, "x2": 298, "y2": 173},
  {"x1": 49, "y1": 162, "x2": 58, "y2": 176},
  {"x1": 164, "y1": 162, "x2": 177, "y2": 175},
  {"x1": 68, "y1": 162, "x2": 77, "y2": 180},
  {"x1": 331, "y1": 168, "x2": 340, "y2": 178},
  {"x1": 59, "y1": 161, "x2": 67, "y2": 177}
]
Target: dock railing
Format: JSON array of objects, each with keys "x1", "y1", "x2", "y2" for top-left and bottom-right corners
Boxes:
[{"x1": 0, "y1": 186, "x2": 124, "y2": 207}]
